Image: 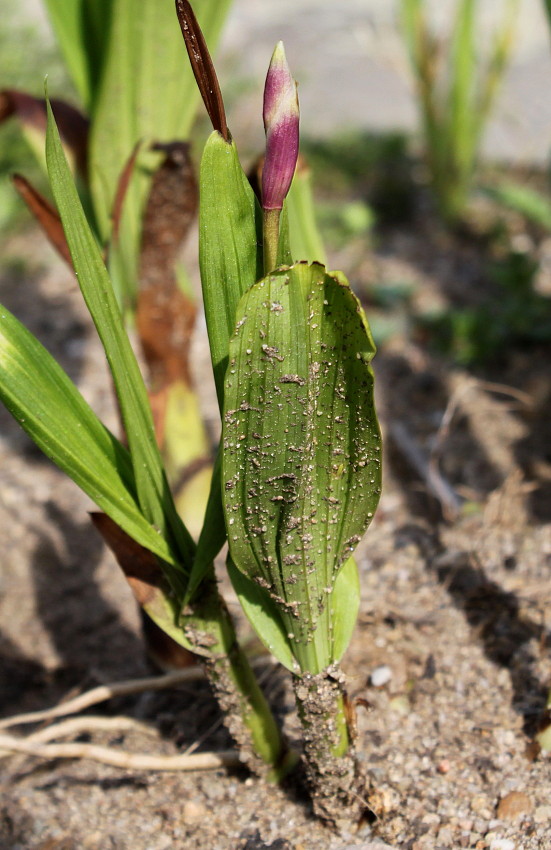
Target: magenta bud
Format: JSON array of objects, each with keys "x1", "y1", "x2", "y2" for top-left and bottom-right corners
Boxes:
[{"x1": 262, "y1": 41, "x2": 299, "y2": 211}]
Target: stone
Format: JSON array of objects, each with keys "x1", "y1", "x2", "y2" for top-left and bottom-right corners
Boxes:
[
  {"x1": 370, "y1": 665, "x2": 392, "y2": 687},
  {"x1": 496, "y1": 791, "x2": 533, "y2": 821}
]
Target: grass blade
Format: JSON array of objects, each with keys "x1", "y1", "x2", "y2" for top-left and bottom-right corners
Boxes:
[
  {"x1": 0, "y1": 304, "x2": 179, "y2": 567},
  {"x1": 45, "y1": 100, "x2": 194, "y2": 570}
]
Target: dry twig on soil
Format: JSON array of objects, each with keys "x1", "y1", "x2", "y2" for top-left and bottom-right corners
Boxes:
[
  {"x1": 0, "y1": 668, "x2": 205, "y2": 730},
  {"x1": 0, "y1": 733, "x2": 240, "y2": 771}
]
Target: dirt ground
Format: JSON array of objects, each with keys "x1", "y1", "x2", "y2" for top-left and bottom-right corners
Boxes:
[{"x1": 0, "y1": 180, "x2": 550, "y2": 850}]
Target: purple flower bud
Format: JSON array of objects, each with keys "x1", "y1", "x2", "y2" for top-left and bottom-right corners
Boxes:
[{"x1": 262, "y1": 42, "x2": 299, "y2": 211}]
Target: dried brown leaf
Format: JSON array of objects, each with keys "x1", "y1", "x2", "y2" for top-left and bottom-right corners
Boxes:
[
  {"x1": 0, "y1": 89, "x2": 89, "y2": 176},
  {"x1": 90, "y1": 512, "x2": 196, "y2": 670},
  {"x1": 12, "y1": 174, "x2": 73, "y2": 268},
  {"x1": 137, "y1": 142, "x2": 198, "y2": 390},
  {"x1": 174, "y1": 0, "x2": 229, "y2": 140}
]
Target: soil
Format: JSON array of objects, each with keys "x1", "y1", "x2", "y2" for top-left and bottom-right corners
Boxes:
[{"x1": 0, "y1": 180, "x2": 550, "y2": 850}]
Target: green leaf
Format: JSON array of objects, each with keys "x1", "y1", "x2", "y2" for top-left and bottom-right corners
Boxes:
[
  {"x1": 227, "y1": 555, "x2": 360, "y2": 673},
  {"x1": 227, "y1": 557, "x2": 298, "y2": 673},
  {"x1": 43, "y1": 0, "x2": 113, "y2": 109},
  {"x1": 449, "y1": 0, "x2": 476, "y2": 176},
  {"x1": 286, "y1": 167, "x2": 327, "y2": 266},
  {"x1": 330, "y1": 557, "x2": 360, "y2": 662},
  {"x1": 222, "y1": 262, "x2": 381, "y2": 673},
  {"x1": 45, "y1": 100, "x2": 194, "y2": 570},
  {"x1": 199, "y1": 130, "x2": 262, "y2": 405},
  {"x1": 482, "y1": 181, "x2": 551, "y2": 231},
  {"x1": 0, "y1": 304, "x2": 179, "y2": 567},
  {"x1": 181, "y1": 132, "x2": 261, "y2": 608}
]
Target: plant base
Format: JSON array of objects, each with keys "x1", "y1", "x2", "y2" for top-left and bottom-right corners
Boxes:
[{"x1": 293, "y1": 664, "x2": 366, "y2": 827}]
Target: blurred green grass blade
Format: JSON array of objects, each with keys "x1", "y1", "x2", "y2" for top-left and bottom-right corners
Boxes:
[
  {"x1": 286, "y1": 167, "x2": 327, "y2": 265},
  {"x1": 449, "y1": 0, "x2": 475, "y2": 175},
  {"x1": 43, "y1": 0, "x2": 113, "y2": 109},
  {"x1": 199, "y1": 131, "x2": 262, "y2": 405},
  {"x1": 45, "y1": 101, "x2": 194, "y2": 569},
  {"x1": 0, "y1": 304, "x2": 179, "y2": 567},
  {"x1": 476, "y1": 0, "x2": 519, "y2": 137},
  {"x1": 222, "y1": 262, "x2": 382, "y2": 673},
  {"x1": 482, "y1": 181, "x2": 551, "y2": 230}
]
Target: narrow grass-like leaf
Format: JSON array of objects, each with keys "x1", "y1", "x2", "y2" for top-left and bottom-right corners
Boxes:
[
  {"x1": 92, "y1": 514, "x2": 191, "y2": 649},
  {"x1": 45, "y1": 102, "x2": 194, "y2": 570},
  {"x1": 449, "y1": 0, "x2": 475, "y2": 178},
  {"x1": 184, "y1": 131, "x2": 263, "y2": 602},
  {"x1": 0, "y1": 304, "x2": 179, "y2": 567},
  {"x1": 330, "y1": 557, "x2": 360, "y2": 662},
  {"x1": 199, "y1": 131, "x2": 262, "y2": 403},
  {"x1": 482, "y1": 182, "x2": 551, "y2": 231},
  {"x1": 222, "y1": 262, "x2": 382, "y2": 673},
  {"x1": 286, "y1": 163, "x2": 327, "y2": 266}
]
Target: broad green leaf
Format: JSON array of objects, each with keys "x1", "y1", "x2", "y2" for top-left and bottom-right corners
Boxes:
[
  {"x1": 43, "y1": 0, "x2": 113, "y2": 109},
  {"x1": 227, "y1": 555, "x2": 360, "y2": 673},
  {"x1": 0, "y1": 304, "x2": 179, "y2": 567},
  {"x1": 45, "y1": 101, "x2": 194, "y2": 570},
  {"x1": 222, "y1": 262, "x2": 382, "y2": 673},
  {"x1": 227, "y1": 557, "x2": 298, "y2": 673},
  {"x1": 287, "y1": 166, "x2": 327, "y2": 266}
]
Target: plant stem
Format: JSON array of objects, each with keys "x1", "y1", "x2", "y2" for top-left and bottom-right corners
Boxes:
[
  {"x1": 186, "y1": 579, "x2": 296, "y2": 781},
  {"x1": 263, "y1": 208, "x2": 281, "y2": 274},
  {"x1": 293, "y1": 664, "x2": 364, "y2": 826}
]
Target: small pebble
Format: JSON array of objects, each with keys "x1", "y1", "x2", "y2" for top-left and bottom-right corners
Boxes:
[
  {"x1": 370, "y1": 665, "x2": 392, "y2": 687},
  {"x1": 489, "y1": 840, "x2": 515, "y2": 850},
  {"x1": 496, "y1": 791, "x2": 533, "y2": 821},
  {"x1": 437, "y1": 759, "x2": 450, "y2": 774},
  {"x1": 181, "y1": 801, "x2": 206, "y2": 823},
  {"x1": 534, "y1": 804, "x2": 551, "y2": 823}
]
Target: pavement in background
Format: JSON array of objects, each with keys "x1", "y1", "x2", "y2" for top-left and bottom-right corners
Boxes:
[{"x1": 221, "y1": 0, "x2": 551, "y2": 164}]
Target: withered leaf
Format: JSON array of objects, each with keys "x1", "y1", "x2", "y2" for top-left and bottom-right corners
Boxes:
[
  {"x1": 0, "y1": 89, "x2": 89, "y2": 177},
  {"x1": 12, "y1": 174, "x2": 73, "y2": 269}
]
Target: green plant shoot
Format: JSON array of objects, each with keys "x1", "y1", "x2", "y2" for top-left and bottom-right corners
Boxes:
[{"x1": 401, "y1": 0, "x2": 519, "y2": 223}]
